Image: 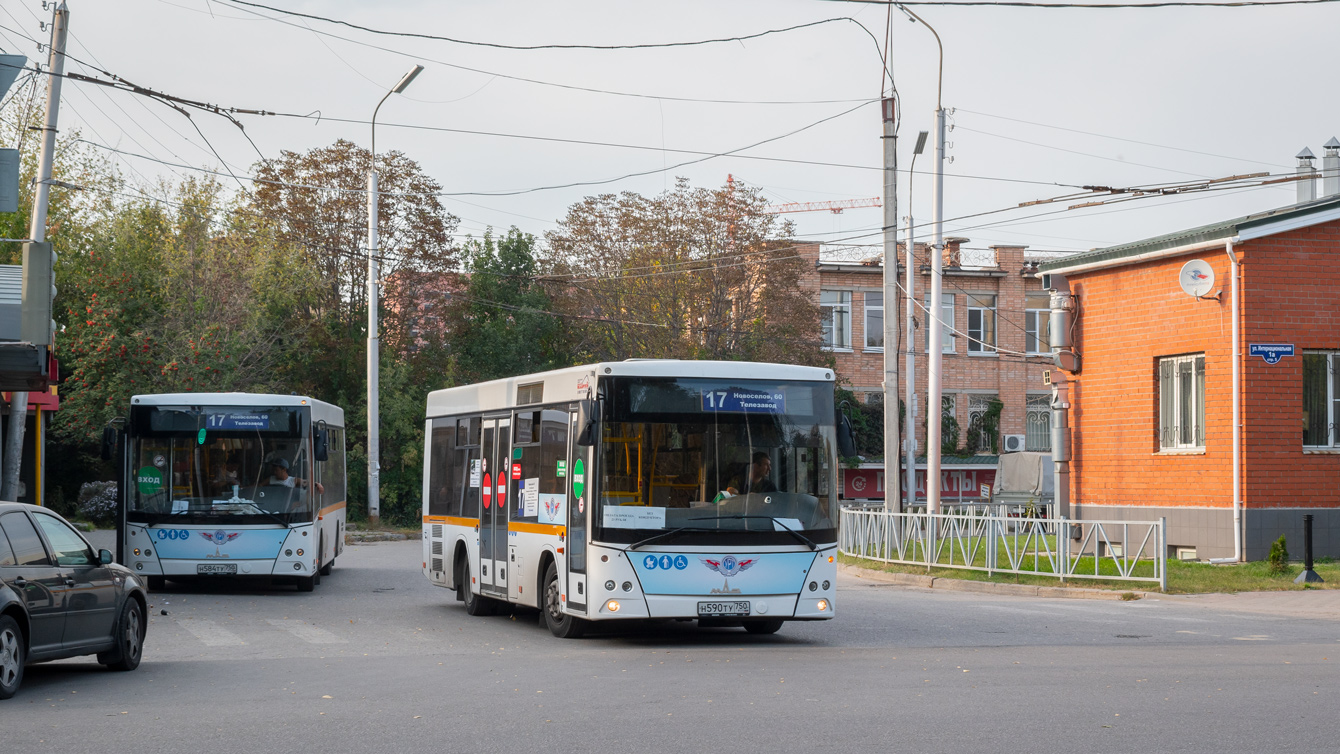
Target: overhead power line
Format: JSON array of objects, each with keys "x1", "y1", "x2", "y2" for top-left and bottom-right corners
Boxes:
[
  {"x1": 220, "y1": 1, "x2": 868, "y2": 52},
  {"x1": 823, "y1": 0, "x2": 1339, "y2": 7}
]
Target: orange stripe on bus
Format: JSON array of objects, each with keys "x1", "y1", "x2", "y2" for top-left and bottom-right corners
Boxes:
[
  {"x1": 508, "y1": 522, "x2": 566, "y2": 536},
  {"x1": 422, "y1": 515, "x2": 478, "y2": 528},
  {"x1": 318, "y1": 501, "x2": 347, "y2": 518}
]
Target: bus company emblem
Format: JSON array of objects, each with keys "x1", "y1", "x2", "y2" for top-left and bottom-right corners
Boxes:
[
  {"x1": 201, "y1": 530, "x2": 240, "y2": 559},
  {"x1": 544, "y1": 496, "x2": 561, "y2": 520},
  {"x1": 700, "y1": 555, "x2": 758, "y2": 595}
]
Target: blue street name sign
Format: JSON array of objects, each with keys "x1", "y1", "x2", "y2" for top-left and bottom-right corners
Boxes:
[{"x1": 1249, "y1": 344, "x2": 1294, "y2": 365}]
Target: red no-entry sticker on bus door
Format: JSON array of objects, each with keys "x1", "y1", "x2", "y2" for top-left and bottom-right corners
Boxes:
[{"x1": 482, "y1": 472, "x2": 492, "y2": 508}]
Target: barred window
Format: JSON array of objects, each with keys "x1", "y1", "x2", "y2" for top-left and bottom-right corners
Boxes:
[
  {"x1": 1026, "y1": 394, "x2": 1052, "y2": 452},
  {"x1": 967, "y1": 394, "x2": 998, "y2": 452},
  {"x1": 1303, "y1": 353, "x2": 1340, "y2": 447},
  {"x1": 1158, "y1": 354, "x2": 1205, "y2": 450}
]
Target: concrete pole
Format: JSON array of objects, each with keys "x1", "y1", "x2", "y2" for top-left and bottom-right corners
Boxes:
[
  {"x1": 366, "y1": 167, "x2": 380, "y2": 525},
  {"x1": 4, "y1": 2, "x2": 67, "y2": 504},
  {"x1": 903, "y1": 201, "x2": 916, "y2": 512},
  {"x1": 926, "y1": 108, "x2": 946, "y2": 515},
  {"x1": 881, "y1": 98, "x2": 899, "y2": 512}
]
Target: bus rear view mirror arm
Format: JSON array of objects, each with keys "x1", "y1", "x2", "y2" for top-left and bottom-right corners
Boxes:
[{"x1": 576, "y1": 399, "x2": 599, "y2": 447}]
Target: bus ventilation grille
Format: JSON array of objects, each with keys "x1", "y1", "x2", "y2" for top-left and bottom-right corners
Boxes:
[
  {"x1": 432, "y1": 525, "x2": 443, "y2": 538},
  {"x1": 431, "y1": 540, "x2": 443, "y2": 556},
  {"x1": 431, "y1": 558, "x2": 443, "y2": 573}
]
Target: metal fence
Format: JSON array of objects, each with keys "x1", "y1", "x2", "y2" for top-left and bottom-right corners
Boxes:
[{"x1": 839, "y1": 507, "x2": 1167, "y2": 591}]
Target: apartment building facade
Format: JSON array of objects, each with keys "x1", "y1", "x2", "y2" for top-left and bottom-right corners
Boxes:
[{"x1": 800, "y1": 241, "x2": 1067, "y2": 503}]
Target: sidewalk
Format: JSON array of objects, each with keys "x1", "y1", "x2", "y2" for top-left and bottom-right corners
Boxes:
[{"x1": 841, "y1": 563, "x2": 1340, "y2": 619}]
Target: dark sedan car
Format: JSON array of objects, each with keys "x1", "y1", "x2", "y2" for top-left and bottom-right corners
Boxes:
[{"x1": 0, "y1": 502, "x2": 147, "y2": 699}]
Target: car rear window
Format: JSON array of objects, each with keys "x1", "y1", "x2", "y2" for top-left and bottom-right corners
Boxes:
[{"x1": 0, "y1": 512, "x2": 52, "y2": 566}]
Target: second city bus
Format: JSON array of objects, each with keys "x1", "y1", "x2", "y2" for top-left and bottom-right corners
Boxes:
[{"x1": 421, "y1": 360, "x2": 841, "y2": 638}]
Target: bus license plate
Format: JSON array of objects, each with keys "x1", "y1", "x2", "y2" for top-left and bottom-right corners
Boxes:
[
  {"x1": 697, "y1": 601, "x2": 750, "y2": 617},
  {"x1": 197, "y1": 563, "x2": 237, "y2": 575}
]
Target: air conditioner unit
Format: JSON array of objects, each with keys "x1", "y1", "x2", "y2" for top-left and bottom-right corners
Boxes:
[{"x1": 1003, "y1": 434, "x2": 1026, "y2": 453}]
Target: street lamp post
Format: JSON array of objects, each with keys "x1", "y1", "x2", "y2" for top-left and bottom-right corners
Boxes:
[{"x1": 367, "y1": 64, "x2": 423, "y2": 526}]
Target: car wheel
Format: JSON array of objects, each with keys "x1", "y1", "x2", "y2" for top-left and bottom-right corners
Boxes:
[
  {"x1": 463, "y1": 562, "x2": 493, "y2": 616},
  {"x1": 743, "y1": 619, "x2": 784, "y2": 635},
  {"x1": 100, "y1": 599, "x2": 145, "y2": 672},
  {"x1": 543, "y1": 562, "x2": 586, "y2": 639},
  {"x1": 0, "y1": 614, "x2": 24, "y2": 699}
]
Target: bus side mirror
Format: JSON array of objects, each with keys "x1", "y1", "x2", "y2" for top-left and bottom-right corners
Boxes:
[
  {"x1": 576, "y1": 399, "x2": 599, "y2": 447},
  {"x1": 313, "y1": 429, "x2": 329, "y2": 462},
  {"x1": 837, "y1": 411, "x2": 857, "y2": 459},
  {"x1": 100, "y1": 426, "x2": 118, "y2": 461}
]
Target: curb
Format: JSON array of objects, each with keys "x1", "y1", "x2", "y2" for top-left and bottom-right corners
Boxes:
[{"x1": 840, "y1": 564, "x2": 1160, "y2": 601}]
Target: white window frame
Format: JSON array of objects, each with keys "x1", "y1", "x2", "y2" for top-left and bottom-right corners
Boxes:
[
  {"x1": 1158, "y1": 354, "x2": 1205, "y2": 451},
  {"x1": 1025, "y1": 393, "x2": 1052, "y2": 452},
  {"x1": 924, "y1": 293, "x2": 955, "y2": 354},
  {"x1": 864, "y1": 291, "x2": 884, "y2": 351},
  {"x1": 966, "y1": 294, "x2": 997, "y2": 354},
  {"x1": 820, "y1": 290, "x2": 852, "y2": 351},
  {"x1": 1025, "y1": 293, "x2": 1051, "y2": 355},
  {"x1": 1303, "y1": 352, "x2": 1339, "y2": 448}
]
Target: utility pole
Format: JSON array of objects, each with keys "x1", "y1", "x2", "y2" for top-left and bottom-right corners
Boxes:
[
  {"x1": 881, "y1": 98, "x2": 899, "y2": 512},
  {"x1": 4, "y1": 2, "x2": 66, "y2": 503},
  {"x1": 926, "y1": 107, "x2": 946, "y2": 515},
  {"x1": 366, "y1": 64, "x2": 423, "y2": 526},
  {"x1": 905, "y1": 131, "x2": 928, "y2": 513}
]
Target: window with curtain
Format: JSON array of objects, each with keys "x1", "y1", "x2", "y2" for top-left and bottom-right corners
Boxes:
[{"x1": 1158, "y1": 354, "x2": 1205, "y2": 450}]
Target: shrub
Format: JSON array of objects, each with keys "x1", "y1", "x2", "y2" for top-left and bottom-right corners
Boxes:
[
  {"x1": 1266, "y1": 535, "x2": 1290, "y2": 576},
  {"x1": 77, "y1": 481, "x2": 119, "y2": 526}
]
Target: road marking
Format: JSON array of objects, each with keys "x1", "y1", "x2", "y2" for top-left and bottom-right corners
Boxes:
[
  {"x1": 175, "y1": 618, "x2": 246, "y2": 646},
  {"x1": 265, "y1": 619, "x2": 346, "y2": 644}
]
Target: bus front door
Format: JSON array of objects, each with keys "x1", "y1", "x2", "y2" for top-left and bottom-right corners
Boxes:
[{"x1": 479, "y1": 417, "x2": 510, "y2": 598}]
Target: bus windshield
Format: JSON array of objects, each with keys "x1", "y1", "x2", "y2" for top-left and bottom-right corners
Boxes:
[
  {"x1": 596, "y1": 377, "x2": 837, "y2": 545},
  {"x1": 127, "y1": 405, "x2": 314, "y2": 526}
]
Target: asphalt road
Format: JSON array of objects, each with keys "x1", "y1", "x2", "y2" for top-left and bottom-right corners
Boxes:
[{"x1": 7, "y1": 532, "x2": 1338, "y2": 753}]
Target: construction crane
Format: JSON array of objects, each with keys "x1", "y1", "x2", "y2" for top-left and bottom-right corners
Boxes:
[{"x1": 763, "y1": 197, "x2": 881, "y2": 215}]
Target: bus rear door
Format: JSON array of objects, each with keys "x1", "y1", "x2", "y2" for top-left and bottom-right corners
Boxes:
[{"x1": 479, "y1": 417, "x2": 510, "y2": 598}]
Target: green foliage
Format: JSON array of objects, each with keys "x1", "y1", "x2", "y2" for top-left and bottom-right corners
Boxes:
[
  {"x1": 835, "y1": 388, "x2": 888, "y2": 461},
  {"x1": 446, "y1": 228, "x2": 570, "y2": 384},
  {"x1": 1267, "y1": 535, "x2": 1290, "y2": 575}
]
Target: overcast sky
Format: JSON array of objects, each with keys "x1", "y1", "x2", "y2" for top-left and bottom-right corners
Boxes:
[{"x1": 2, "y1": 0, "x2": 1337, "y2": 257}]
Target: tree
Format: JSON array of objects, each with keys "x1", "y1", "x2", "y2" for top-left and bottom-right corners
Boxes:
[
  {"x1": 545, "y1": 178, "x2": 824, "y2": 366},
  {"x1": 444, "y1": 228, "x2": 570, "y2": 384},
  {"x1": 247, "y1": 139, "x2": 458, "y2": 336}
]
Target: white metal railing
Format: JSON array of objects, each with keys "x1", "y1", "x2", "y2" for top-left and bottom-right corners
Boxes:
[{"x1": 839, "y1": 507, "x2": 1166, "y2": 591}]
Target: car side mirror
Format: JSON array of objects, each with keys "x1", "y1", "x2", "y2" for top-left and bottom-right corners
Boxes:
[
  {"x1": 100, "y1": 426, "x2": 117, "y2": 461},
  {"x1": 98, "y1": 549, "x2": 113, "y2": 565},
  {"x1": 313, "y1": 428, "x2": 329, "y2": 462},
  {"x1": 576, "y1": 399, "x2": 599, "y2": 447}
]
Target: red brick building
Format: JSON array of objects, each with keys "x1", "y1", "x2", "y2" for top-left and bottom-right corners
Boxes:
[
  {"x1": 1039, "y1": 195, "x2": 1340, "y2": 560},
  {"x1": 803, "y1": 241, "x2": 1063, "y2": 460}
]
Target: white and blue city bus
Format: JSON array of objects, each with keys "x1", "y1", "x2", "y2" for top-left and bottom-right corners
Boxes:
[
  {"x1": 106, "y1": 393, "x2": 347, "y2": 592},
  {"x1": 422, "y1": 360, "x2": 842, "y2": 638}
]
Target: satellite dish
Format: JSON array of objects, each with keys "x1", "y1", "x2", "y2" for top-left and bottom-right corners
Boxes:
[{"x1": 1179, "y1": 259, "x2": 1215, "y2": 298}]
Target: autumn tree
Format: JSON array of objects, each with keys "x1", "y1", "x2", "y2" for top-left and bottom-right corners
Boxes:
[
  {"x1": 247, "y1": 139, "x2": 458, "y2": 337},
  {"x1": 545, "y1": 178, "x2": 824, "y2": 366}
]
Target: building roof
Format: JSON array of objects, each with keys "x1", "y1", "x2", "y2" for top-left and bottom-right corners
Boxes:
[{"x1": 1039, "y1": 194, "x2": 1340, "y2": 273}]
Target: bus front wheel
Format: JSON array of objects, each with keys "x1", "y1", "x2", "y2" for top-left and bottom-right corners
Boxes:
[
  {"x1": 463, "y1": 563, "x2": 493, "y2": 616},
  {"x1": 543, "y1": 562, "x2": 586, "y2": 639},
  {"x1": 743, "y1": 619, "x2": 784, "y2": 635}
]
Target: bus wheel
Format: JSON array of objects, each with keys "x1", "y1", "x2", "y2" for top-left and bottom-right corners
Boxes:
[
  {"x1": 319, "y1": 535, "x2": 334, "y2": 576},
  {"x1": 296, "y1": 573, "x2": 316, "y2": 592},
  {"x1": 743, "y1": 619, "x2": 784, "y2": 635},
  {"x1": 463, "y1": 563, "x2": 493, "y2": 616},
  {"x1": 320, "y1": 558, "x2": 334, "y2": 577},
  {"x1": 543, "y1": 562, "x2": 586, "y2": 639}
]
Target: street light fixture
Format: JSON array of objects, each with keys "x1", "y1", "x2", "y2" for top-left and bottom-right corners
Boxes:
[{"x1": 367, "y1": 63, "x2": 423, "y2": 525}]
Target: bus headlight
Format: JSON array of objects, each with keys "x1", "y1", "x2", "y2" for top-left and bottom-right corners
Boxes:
[
  {"x1": 817, "y1": 599, "x2": 828, "y2": 612},
  {"x1": 604, "y1": 580, "x2": 616, "y2": 591},
  {"x1": 621, "y1": 581, "x2": 633, "y2": 592},
  {"x1": 606, "y1": 600, "x2": 620, "y2": 613},
  {"x1": 297, "y1": 549, "x2": 304, "y2": 557}
]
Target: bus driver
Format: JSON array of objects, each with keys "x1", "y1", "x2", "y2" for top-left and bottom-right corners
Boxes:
[{"x1": 268, "y1": 458, "x2": 324, "y2": 494}]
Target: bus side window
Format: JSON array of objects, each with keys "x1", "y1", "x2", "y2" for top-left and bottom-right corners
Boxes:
[
  {"x1": 459, "y1": 415, "x2": 482, "y2": 519},
  {"x1": 428, "y1": 418, "x2": 459, "y2": 518}
]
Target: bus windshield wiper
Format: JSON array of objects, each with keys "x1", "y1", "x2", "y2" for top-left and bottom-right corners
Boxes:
[
  {"x1": 625, "y1": 527, "x2": 718, "y2": 551},
  {"x1": 233, "y1": 500, "x2": 292, "y2": 528},
  {"x1": 689, "y1": 515, "x2": 817, "y2": 550}
]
